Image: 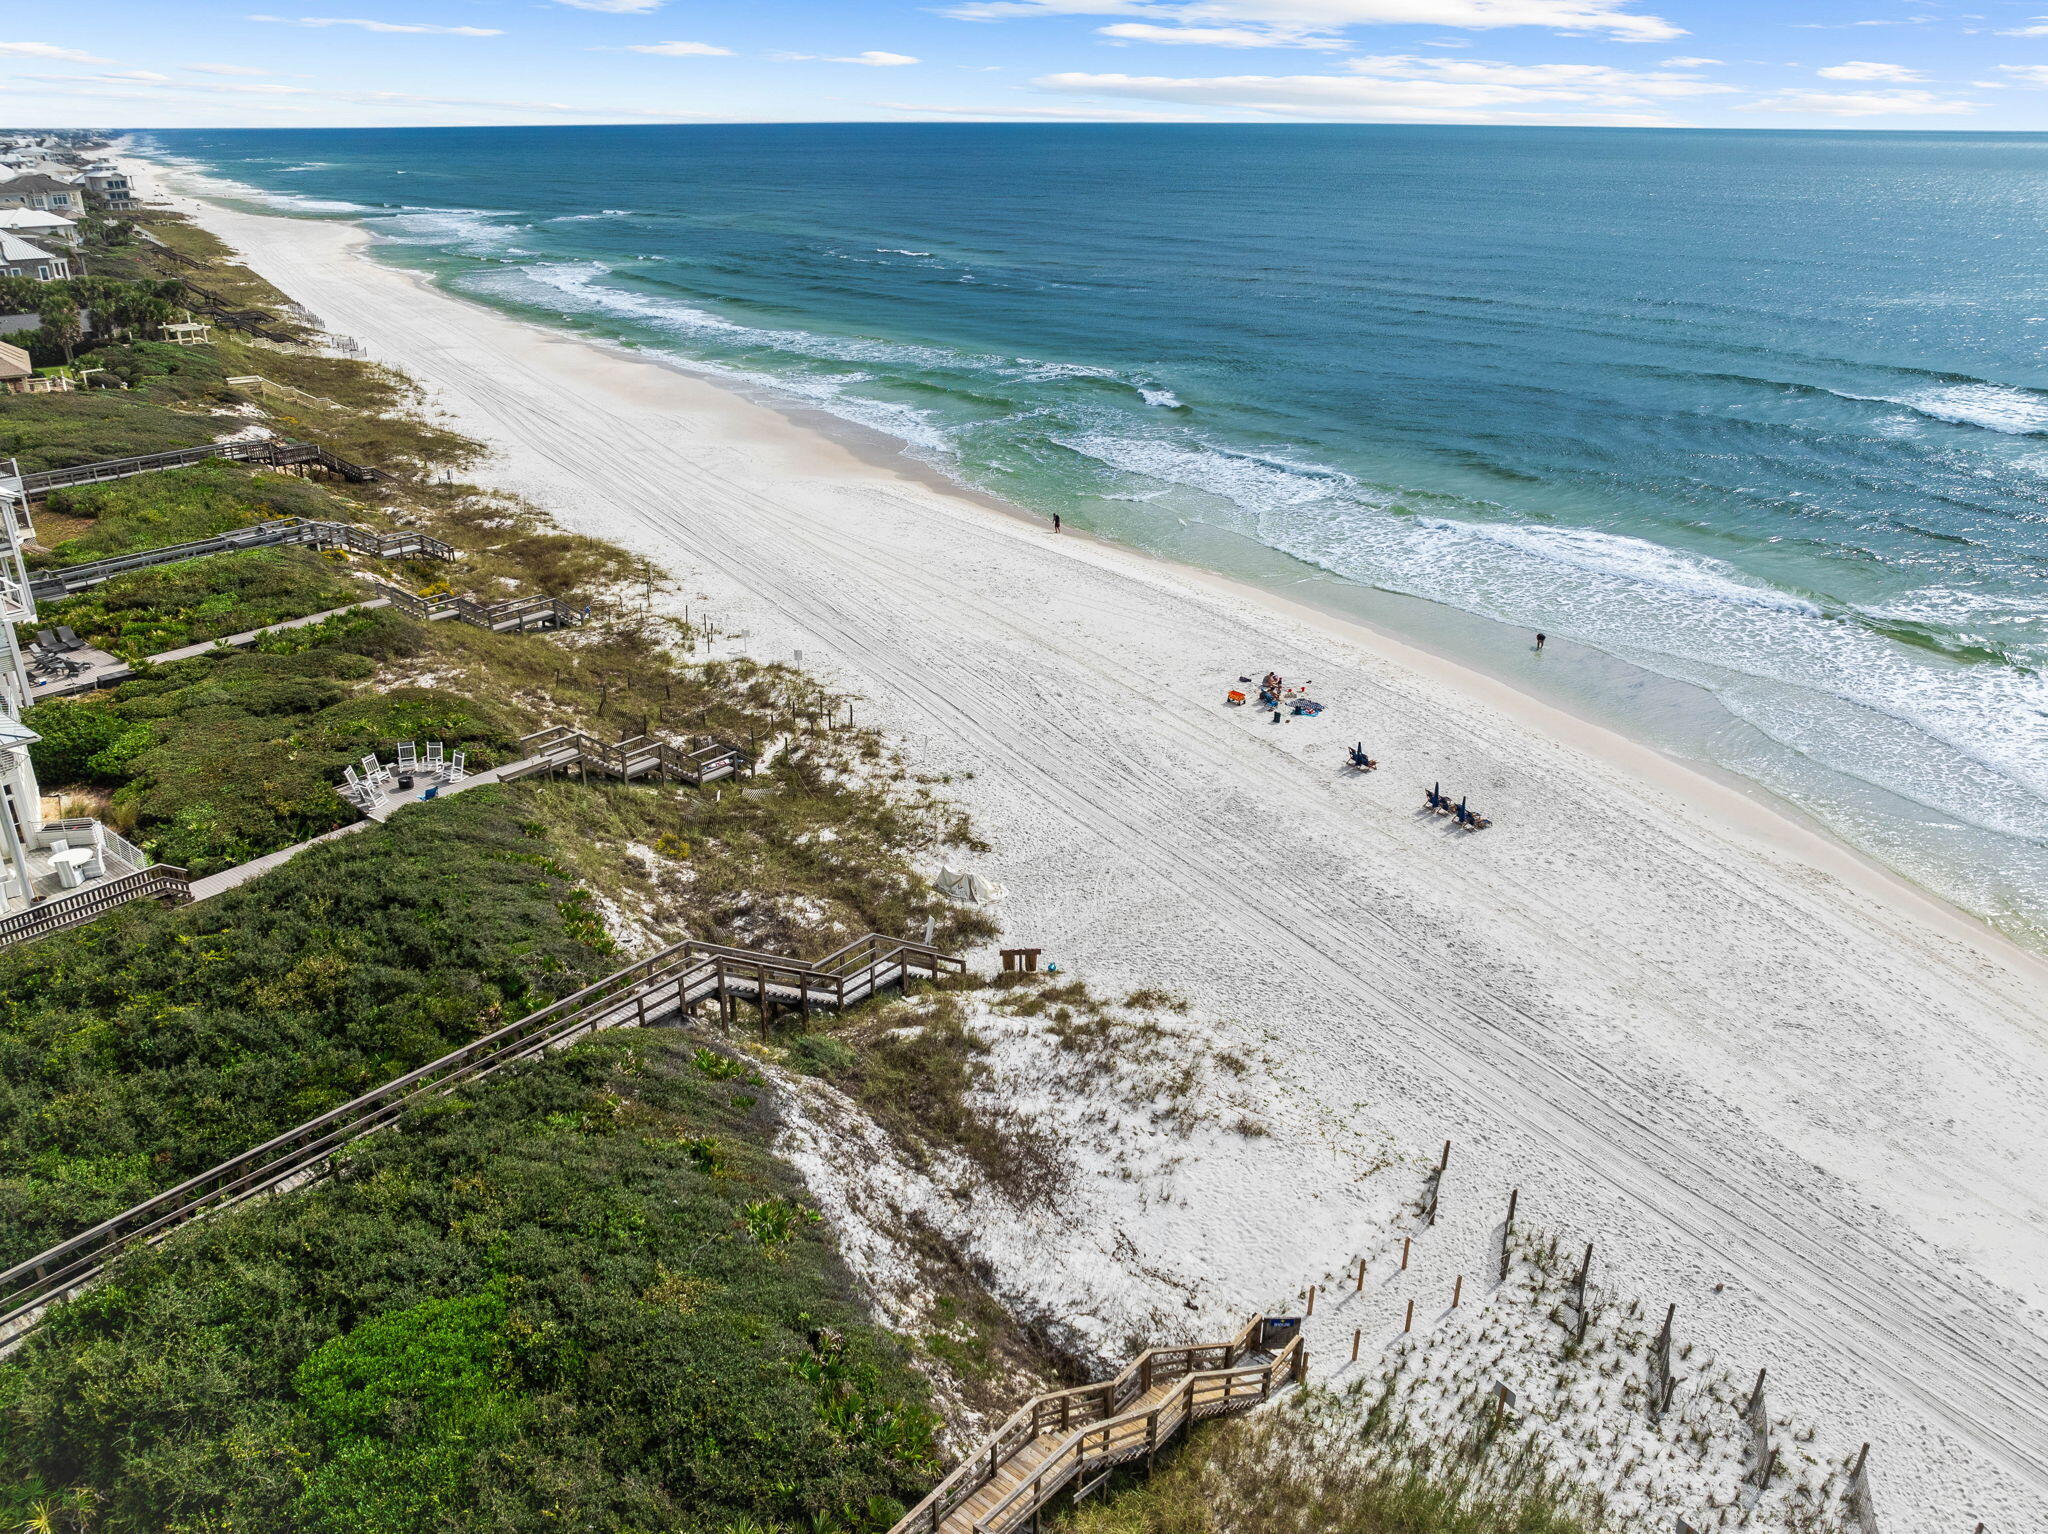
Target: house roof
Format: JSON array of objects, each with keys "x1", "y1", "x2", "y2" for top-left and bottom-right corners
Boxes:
[
  {"x1": 0, "y1": 209, "x2": 74, "y2": 231},
  {"x1": 0, "y1": 175, "x2": 77, "y2": 195},
  {"x1": 0, "y1": 232, "x2": 61, "y2": 263}
]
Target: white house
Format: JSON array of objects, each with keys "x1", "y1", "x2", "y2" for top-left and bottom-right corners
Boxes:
[
  {"x1": 0, "y1": 209, "x2": 78, "y2": 247},
  {"x1": 83, "y1": 165, "x2": 134, "y2": 210},
  {"x1": 0, "y1": 463, "x2": 150, "y2": 915},
  {"x1": 0, "y1": 176, "x2": 82, "y2": 214},
  {"x1": 0, "y1": 234, "x2": 68, "y2": 282}
]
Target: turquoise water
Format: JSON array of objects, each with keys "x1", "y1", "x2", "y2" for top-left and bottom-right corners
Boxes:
[{"x1": 145, "y1": 125, "x2": 2048, "y2": 937}]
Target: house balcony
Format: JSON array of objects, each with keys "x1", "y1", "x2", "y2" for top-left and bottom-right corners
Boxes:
[{"x1": 1, "y1": 817, "x2": 151, "y2": 913}]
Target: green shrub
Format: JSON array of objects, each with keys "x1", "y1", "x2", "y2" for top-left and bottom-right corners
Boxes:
[
  {"x1": 0, "y1": 1036, "x2": 939, "y2": 1534},
  {"x1": 0, "y1": 393, "x2": 216, "y2": 473},
  {"x1": 0, "y1": 787, "x2": 614, "y2": 1260},
  {"x1": 33, "y1": 459, "x2": 346, "y2": 568},
  {"x1": 29, "y1": 547, "x2": 365, "y2": 656}
]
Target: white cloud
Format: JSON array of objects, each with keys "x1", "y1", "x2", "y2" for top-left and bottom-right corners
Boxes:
[
  {"x1": 1099, "y1": 22, "x2": 1348, "y2": 45},
  {"x1": 183, "y1": 62, "x2": 273, "y2": 75},
  {"x1": 878, "y1": 99, "x2": 1212, "y2": 118},
  {"x1": 625, "y1": 39, "x2": 733, "y2": 55},
  {"x1": 1660, "y1": 55, "x2": 1720, "y2": 65},
  {"x1": 1995, "y1": 64, "x2": 2048, "y2": 86},
  {"x1": 1026, "y1": 53, "x2": 1735, "y2": 122},
  {"x1": 1744, "y1": 88, "x2": 1973, "y2": 115},
  {"x1": 553, "y1": 0, "x2": 664, "y2": 10},
  {"x1": 946, "y1": 0, "x2": 1683, "y2": 44},
  {"x1": 775, "y1": 50, "x2": 922, "y2": 65},
  {"x1": 1816, "y1": 60, "x2": 1922, "y2": 80},
  {"x1": 0, "y1": 41, "x2": 110, "y2": 62},
  {"x1": 248, "y1": 15, "x2": 504, "y2": 35}
]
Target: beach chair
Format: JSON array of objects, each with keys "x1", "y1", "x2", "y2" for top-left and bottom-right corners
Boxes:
[
  {"x1": 52, "y1": 626, "x2": 83, "y2": 652},
  {"x1": 34, "y1": 629, "x2": 58, "y2": 652},
  {"x1": 359, "y1": 752, "x2": 384, "y2": 785},
  {"x1": 396, "y1": 741, "x2": 418, "y2": 775},
  {"x1": 446, "y1": 750, "x2": 466, "y2": 781},
  {"x1": 424, "y1": 741, "x2": 444, "y2": 771}
]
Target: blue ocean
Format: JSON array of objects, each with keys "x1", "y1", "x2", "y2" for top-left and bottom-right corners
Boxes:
[{"x1": 144, "y1": 124, "x2": 2048, "y2": 939}]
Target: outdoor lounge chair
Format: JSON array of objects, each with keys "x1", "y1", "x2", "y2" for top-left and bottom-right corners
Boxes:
[
  {"x1": 34, "y1": 629, "x2": 57, "y2": 652},
  {"x1": 358, "y1": 753, "x2": 384, "y2": 785},
  {"x1": 52, "y1": 626, "x2": 83, "y2": 652},
  {"x1": 445, "y1": 750, "x2": 466, "y2": 781},
  {"x1": 424, "y1": 741, "x2": 444, "y2": 771},
  {"x1": 396, "y1": 742, "x2": 418, "y2": 775}
]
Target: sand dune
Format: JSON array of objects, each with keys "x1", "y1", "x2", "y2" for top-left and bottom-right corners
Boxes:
[{"x1": 155, "y1": 163, "x2": 2048, "y2": 1530}]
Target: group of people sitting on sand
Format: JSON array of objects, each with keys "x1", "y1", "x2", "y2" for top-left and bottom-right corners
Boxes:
[{"x1": 1423, "y1": 783, "x2": 1492, "y2": 831}]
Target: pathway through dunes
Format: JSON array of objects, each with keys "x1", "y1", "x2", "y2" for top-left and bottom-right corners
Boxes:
[{"x1": 186, "y1": 185, "x2": 2048, "y2": 1532}]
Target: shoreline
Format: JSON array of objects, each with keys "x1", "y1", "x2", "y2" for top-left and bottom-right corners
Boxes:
[
  {"x1": 140, "y1": 154, "x2": 2048, "y2": 1529},
  {"x1": 155, "y1": 163, "x2": 2041, "y2": 963},
  {"x1": 334, "y1": 189, "x2": 2042, "y2": 966}
]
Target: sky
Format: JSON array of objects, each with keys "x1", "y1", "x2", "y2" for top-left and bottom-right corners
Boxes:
[{"x1": 5, "y1": 0, "x2": 2048, "y2": 130}]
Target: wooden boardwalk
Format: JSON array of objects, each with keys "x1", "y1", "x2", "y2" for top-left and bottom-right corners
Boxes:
[
  {"x1": 0, "y1": 931, "x2": 962, "y2": 1352},
  {"x1": 892, "y1": 1317, "x2": 1306, "y2": 1534}
]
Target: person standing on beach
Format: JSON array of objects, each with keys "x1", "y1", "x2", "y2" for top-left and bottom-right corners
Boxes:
[
  {"x1": 1053, "y1": 513, "x2": 1062, "y2": 533},
  {"x1": 1535, "y1": 632, "x2": 1547, "y2": 650}
]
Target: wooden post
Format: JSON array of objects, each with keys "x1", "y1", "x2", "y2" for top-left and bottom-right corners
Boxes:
[
  {"x1": 1401, "y1": 1235, "x2": 1411, "y2": 1270},
  {"x1": 1403, "y1": 1299, "x2": 1414, "y2": 1333},
  {"x1": 1350, "y1": 1328, "x2": 1361, "y2": 1362},
  {"x1": 1355, "y1": 1257, "x2": 1366, "y2": 1291},
  {"x1": 1500, "y1": 1187, "x2": 1519, "y2": 1283},
  {"x1": 1452, "y1": 1274, "x2": 1463, "y2": 1308},
  {"x1": 1306, "y1": 1284, "x2": 1316, "y2": 1317}
]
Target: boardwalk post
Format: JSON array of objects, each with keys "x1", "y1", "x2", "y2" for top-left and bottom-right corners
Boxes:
[
  {"x1": 1570, "y1": 1241, "x2": 1594, "y2": 1343},
  {"x1": 1649, "y1": 1304, "x2": 1677, "y2": 1419}
]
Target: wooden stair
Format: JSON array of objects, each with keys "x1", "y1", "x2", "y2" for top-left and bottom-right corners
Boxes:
[{"x1": 893, "y1": 1317, "x2": 1307, "y2": 1534}]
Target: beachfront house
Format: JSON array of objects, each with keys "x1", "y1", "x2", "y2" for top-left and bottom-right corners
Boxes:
[
  {"x1": 0, "y1": 234, "x2": 69, "y2": 282},
  {"x1": 0, "y1": 209, "x2": 78, "y2": 247},
  {"x1": 0, "y1": 175, "x2": 81, "y2": 214},
  {"x1": 83, "y1": 166, "x2": 135, "y2": 210},
  {"x1": 0, "y1": 463, "x2": 151, "y2": 917}
]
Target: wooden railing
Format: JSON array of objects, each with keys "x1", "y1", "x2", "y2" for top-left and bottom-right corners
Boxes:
[
  {"x1": 28, "y1": 517, "x2": 454, "y2": 600},
  {"x1": 508, "y1": 725, "x2": 748, "y2": 786},
  {"x1": 369, "y1": 582, "x2": 586, "y2": 634},
  {"x1": 890, "y1": 1317, "x2": 1307, "y2": 1534},
  {"x1": 0, "y1": 865, "x2": 190, "y2": 952},
  {"x1": 19, "y1": 438, "x2": 380, "y2": 497},
  {"x1": 0, "y1": 931, "x2": 961, "y2": 1350},
  {"x1": 223, "y1": 374, "x2": 346, "y2": 412}
]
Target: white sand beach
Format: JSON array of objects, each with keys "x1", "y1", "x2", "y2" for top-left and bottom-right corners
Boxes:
[{"x1": 149, "y1": 162, "x2": 2048, "y2": 1529}]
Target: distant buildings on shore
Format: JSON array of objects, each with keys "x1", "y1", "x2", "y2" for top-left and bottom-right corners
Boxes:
[{"x1": 0, "y1": 135, "x2": 140, "y2": 283}]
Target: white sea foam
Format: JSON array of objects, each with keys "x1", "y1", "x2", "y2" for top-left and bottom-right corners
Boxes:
[
  {"x1": 1841, "y1": 382, "x2": 2048, "y2": 435},
  {"x1": 1433, "y1": 520, "x2": 1823, "y2": 616},
  {"x1": 1139, "y1": 386, "x2": 1184, "y2": 409},
  {"x1": 1047, "y1": 426, "x2": 2048, "y2": 836},
  {"x1": 550, "y1": 209, "x2": 636, "y2": 222},
  {"x1": 876, "y1": 248, "x2": 932, "y2": 256}
]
